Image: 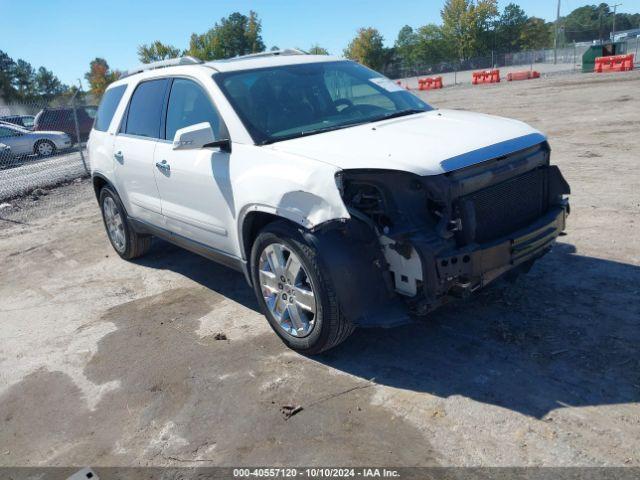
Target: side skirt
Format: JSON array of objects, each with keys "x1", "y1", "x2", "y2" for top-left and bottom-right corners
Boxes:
[{"x1": 128, "y1": 217, "x2": 251, "y2": 283}]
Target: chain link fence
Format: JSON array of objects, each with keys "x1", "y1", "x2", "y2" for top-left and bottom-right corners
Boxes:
[
  {"x1": 0, "y1": 96, "x2": 94, "y2": 204},
  {"x1": 388, "y1": 38, "x2": 639, "y2": 87}
]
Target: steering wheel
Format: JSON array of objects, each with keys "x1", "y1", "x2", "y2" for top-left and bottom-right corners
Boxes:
[{"x1": 334, "y1": 98, "x2": 354, "y2": 112}]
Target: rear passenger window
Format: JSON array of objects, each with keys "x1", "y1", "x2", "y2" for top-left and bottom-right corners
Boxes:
[
  {"x1": 125, "y1": 79, "x2": 168, "y2": 138},
  {"x1": 94, "y1": 85, "x2": 126, "y2": 132},
  {"x1": 165, "y1": 79, "x2": 221, "y2": 140}
]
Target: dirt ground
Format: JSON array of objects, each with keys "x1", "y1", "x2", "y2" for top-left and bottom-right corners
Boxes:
[{"x1": 0, "y1": 70, "x2": 639, "y2": 468}]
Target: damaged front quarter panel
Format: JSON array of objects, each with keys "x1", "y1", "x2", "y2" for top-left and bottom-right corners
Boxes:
[{"x1": 333, "y1": 141, "x2": 570, "y2": 319}]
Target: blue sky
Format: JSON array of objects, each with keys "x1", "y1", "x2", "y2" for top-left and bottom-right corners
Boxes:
[{"x1": 3, "y1": 0, "x2": 640, "y2": 87}]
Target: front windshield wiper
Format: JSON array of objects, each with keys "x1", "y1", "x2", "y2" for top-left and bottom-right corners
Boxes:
[
  {"x1": 258, "y1": 109, "x2": 428, "y2": 146},
  {"x1": 369, "y1": 108, "x2": 427, "y2": 123},
  {"x1": 259, "y1": 120, "x2": 371, "y2": 145}
]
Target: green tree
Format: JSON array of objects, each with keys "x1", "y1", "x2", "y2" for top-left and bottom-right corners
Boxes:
[
  {"x1": 394, "y1": 25, "x2": 420, "y2": 68},
  {"x1": 0, "y1": 50, "x2": 17, "y2": 101},
  {"x1": 519, "y1": 17, "x2": 552, "y2": 50},
  {"x1": 441, "y1": 0, "x2": 498, "y2": 60},
  {"x1": 34, "y1": 67, "x2": 65, "y2": 100},
  {"x1": 344, "y1": 28, "x2": 386, "y2": 71},
  {"x1": 496, "y1": 3, "x2": 528, "y2": 52},
  {"x1": 84, "y1": 58, "x2": 120, "y2": 99},
  {"x1": 13, "y1": 59, "x2": 36, "y2": 98},
  {"x1": 415, "y1": 24, "x2": 449, "y2": 65},
  {"x1": 245, "y1": 11, "x2": 266, "y2": 54},
  {"x1": 186, "y1": 11, "x2": 266, "y2": 61},
  {"x1": 308, "y1": 44, "x2": 329, "y2": 55},
  {"x1": 137, "y1": 41, "x2": 181, "y2": 63}
]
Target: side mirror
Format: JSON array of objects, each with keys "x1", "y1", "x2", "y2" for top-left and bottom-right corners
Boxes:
[{"x1": 172, "y1": 122, "x2": 216, "y2": 150}]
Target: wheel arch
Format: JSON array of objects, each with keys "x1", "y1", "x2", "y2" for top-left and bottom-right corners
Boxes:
[
  {"x1": 92, "y1": 173, "x2": 115, "y2": 201},
  {"x1": 239, "y1": 208, "x2": 305, "y2": 272}
]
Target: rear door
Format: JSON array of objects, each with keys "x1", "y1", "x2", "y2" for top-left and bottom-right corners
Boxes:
[
  {"x1": 113, "y1": 78, "x2": 169, "y2": 226},
  {"x1": 153, "y1": 77, "x2": 233, "y2": 252}
]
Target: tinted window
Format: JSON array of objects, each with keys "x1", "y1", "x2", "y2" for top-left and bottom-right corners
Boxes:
[
  {"x1": 125, "y1": 79, "x2": 168, "y2": 138},
  {"x1": 165, "y1": 79, "x2": 221, "y2": 140},
  {"x1": 0, "y1": 127, "x2": 15, "y2": 138},
  {"x1": 216, "y1": 61, "x2": 430, "y2": 144},
  {"x1": 94, "y1": 85, "x2": 126, "y2": 131}
]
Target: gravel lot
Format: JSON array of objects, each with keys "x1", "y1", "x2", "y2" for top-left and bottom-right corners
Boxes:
[
  {"x1": 0, "y1": 148, "x2": 88, "y2": 202},
  {"x1": 0, "y1": 70, "x2": 639, "y2": 468}
]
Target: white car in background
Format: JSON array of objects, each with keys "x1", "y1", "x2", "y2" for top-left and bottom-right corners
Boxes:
[
  {"x1": 88, "y1": 50, "x2": 570, "y2": 354},
  {"x1": 0, "y1": 122, "x2": 72, "y2": 157}
]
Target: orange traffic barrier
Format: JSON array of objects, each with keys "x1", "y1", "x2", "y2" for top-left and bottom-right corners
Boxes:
[
  {"x1": 472, "y1": 69, "x2": 500, "y2": 84},
  {"x1": 506, "y1": 70, "x2": 540, "y2": 81},
  {"x1": 594, "y1": 54, "x2": 634, "y2": 73},
  {"x1": 418, "y1": 76, "x2": 443, "y2": 90}
]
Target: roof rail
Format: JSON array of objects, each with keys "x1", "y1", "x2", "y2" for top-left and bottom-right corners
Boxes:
[
  {"x1": 213, "y1": 48, "x2": 306, "y2": 63},
  {"x1": 122, "y1": 56, "x2": 203, "y2": 78}
]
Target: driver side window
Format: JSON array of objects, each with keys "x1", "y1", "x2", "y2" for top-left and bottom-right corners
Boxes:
[
  {"x1": 324, "y1": 70, "x2": 395, "y2": 111},
  {"x1": 165, "y1": 78, "x2": 222, "y2": 141},
  {"x1": 0, "y1": 127, "x2": 16, "y2": 138}
]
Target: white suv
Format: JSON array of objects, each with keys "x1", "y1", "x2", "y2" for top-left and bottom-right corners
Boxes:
[{"x1": 88, "y1": 50, "x2": 570, "y2": 354}]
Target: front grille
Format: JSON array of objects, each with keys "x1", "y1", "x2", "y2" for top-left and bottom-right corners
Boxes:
[{"x1": 462, "y1": 168, "x2": 548, "y2": 244}]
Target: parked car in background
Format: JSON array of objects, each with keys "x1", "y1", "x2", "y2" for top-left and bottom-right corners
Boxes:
[
  {"x1": 0, "y1": 115, "x2": 35, "y2": 130},
  {"x1": 33, "y1": 106, "x2": 97, "y2": 143},
  {"x1": 0, "y1": 142, "x2": 12, "y2": 166},
  {"x1": 0, "y1": 122, "x2": 72, "y2": 157}
]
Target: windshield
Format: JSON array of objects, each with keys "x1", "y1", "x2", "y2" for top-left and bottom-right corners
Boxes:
[{"x1": 214, "y1": 61, "x2": 432, "y2": 145}]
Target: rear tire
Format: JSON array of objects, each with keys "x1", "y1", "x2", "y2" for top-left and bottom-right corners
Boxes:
[
  {"x1": 99, "y1": 186, "x2": 152, "y2": 260},
  {"x1": 34, "y1": 140, "x2": 56, "y2": 157},
  {"x1": 250, "y1": 220, "x2": 354, "y2": 354}
]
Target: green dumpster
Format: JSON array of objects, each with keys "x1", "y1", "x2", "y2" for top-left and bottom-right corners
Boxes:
[{"x1": 582, "y1": 42, "x2": 627, "y2": 72}]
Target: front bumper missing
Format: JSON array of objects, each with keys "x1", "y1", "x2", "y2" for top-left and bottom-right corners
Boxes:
[
  {"x1": 310, "y1": 202, "x2": 568, "y2": 328},
  {"x1": 434, "y1": 203, "x2": 568, "y2": 298}
]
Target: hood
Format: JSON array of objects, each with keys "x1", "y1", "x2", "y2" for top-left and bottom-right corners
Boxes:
[{"x1": 267, "y1": 109, "x2": 546, "y2": 176}]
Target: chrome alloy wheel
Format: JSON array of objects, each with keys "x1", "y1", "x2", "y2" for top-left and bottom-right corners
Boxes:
[
  {"x1": 259, "y1": 243, "x2": 317, "y2": 337},
  {"x1": 103, "y1": 196, "x2": 126, "y2": 252}
]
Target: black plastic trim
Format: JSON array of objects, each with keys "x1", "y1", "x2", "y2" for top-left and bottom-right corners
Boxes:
[{"x1": 128, "y1": 217, "x2": 250, "y2": 281}]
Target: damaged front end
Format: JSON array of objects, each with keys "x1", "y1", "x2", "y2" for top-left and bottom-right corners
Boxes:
[{"x1": 307, "y1": 141, "x2": 570, "y2": 327}]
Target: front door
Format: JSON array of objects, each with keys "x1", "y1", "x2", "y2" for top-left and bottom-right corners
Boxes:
[
  {"x1": 153, "y1": 77, "x2": 234, "y2": 253},
  {"x1": 0, "y1": 125, "x2": 31, "y2": 156},
  {"x1": 113, "y1": 78, "x2": 169, "y2": 226}
]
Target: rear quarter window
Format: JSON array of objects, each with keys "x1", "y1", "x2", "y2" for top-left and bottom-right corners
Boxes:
[{"x1": 94, "y1": 85, "x2": 127, "y2": 132}]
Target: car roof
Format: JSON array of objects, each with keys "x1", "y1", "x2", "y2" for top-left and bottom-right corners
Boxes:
[
  {"x1": 206, "y1": 53, "x2": 345, "y2": 73},
  {"x1": 112, "y1": 51, "x2": 347, "y2": 88}
]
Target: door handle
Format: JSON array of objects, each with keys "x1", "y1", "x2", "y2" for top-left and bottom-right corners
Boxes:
[
  {"x1": 113, "y1": 150, "x2": 123, "y2": 161},
  {"x1": 155, "y1": 160, "x2": 170, "y2": 172}
]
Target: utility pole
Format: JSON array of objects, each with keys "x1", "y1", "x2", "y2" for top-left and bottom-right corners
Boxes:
[
  {"x1": 554, "y1": 0, "x2": 561, "y2": 64},
  {"x1": 610, "y1": 3, "x2": 622, "y2": 42}
]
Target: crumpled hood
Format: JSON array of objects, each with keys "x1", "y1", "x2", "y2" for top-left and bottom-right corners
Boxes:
[{"x1": 267, "y1": 109, "x2": 546, "y2": 176}]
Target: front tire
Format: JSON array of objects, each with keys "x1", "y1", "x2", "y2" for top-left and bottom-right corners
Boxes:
[
  {"x1": 250, "y1": 221, "x2": 354, "y2": 354},
  {"x1": 99, "y1": 186, "x2": 152, "y2": 260},
  {"x1": 34, "y1": 140, "x2": 56, "y2": 157}
]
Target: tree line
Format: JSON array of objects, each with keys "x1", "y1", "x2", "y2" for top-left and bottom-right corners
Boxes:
[{"x1": 1, "y1": 3, "x2": 638, "y2": 103}]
